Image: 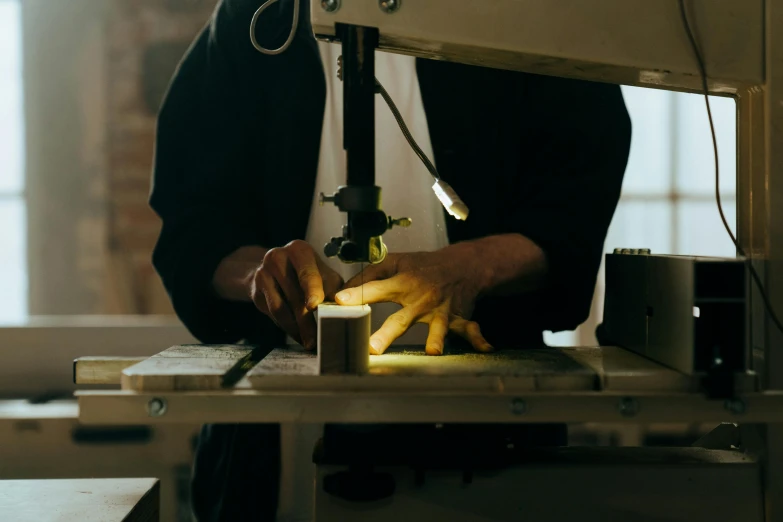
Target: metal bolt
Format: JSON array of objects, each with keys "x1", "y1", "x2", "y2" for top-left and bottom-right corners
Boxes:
[
  {"x1": 725, "y1": 398, "x2": 746, "y2": 415},
  {"x1": 618, "y1": 397, "x2": 639, "y2": 417},
  {"x1": 337, "y1": 56, "x2": 343, "y2": 81},
  {"x1": 379, "y1": 0, "x2": 401, "y2": 13},
  {"x1": 320, "y1": 193, "x2": 337, "y2": 206},
  {"x1": 510, "y1": 398, "x2": 527, "y2": 415},
  {"x1": 321, "y1": 0, "x2": 340, "y2": 13},
  {"x1": 147, "y1": 398, "x2": 167, "y2": 418}
]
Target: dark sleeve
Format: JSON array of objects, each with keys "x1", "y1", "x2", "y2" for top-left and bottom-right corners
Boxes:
[
  {"x1": 510, "y1": 75, "x2": 632, "y2": 332},
  {"x1": 149, "y1": 0, "x2": 301, "y2": 344}
]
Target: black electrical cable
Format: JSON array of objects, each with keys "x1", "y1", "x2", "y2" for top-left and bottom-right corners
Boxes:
[
  {"x1": 678, "y1": 0, "x2": 783, "y2": 335},
  {"x1": 376, "y1": 79, "x2": 441, "y2": 181}
]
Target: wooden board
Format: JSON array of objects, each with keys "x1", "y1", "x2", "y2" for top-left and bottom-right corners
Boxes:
[
  {"x1": 74, "y1": 357, "x2": 147, "y2": 385},
  {"x1": 121, "y1": 345, "x2": 253, "y2": 392},
  {"x1": 247, "y1": 345, "x2": 696, "y2": 393},
  {"x1": 248, "y1": 345, "x2": 597, "y2": 393},
  {"x1": 111, "y1": 344, "x2": 700, "y2": 394},
  {"x1": 0, "y1": 478, "x2": 159, "y2": 522}
]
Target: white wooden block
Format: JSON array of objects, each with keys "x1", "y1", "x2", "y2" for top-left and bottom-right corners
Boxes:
[{"x1": 317, "y1": 304, "x2": 371, "y2": 375}]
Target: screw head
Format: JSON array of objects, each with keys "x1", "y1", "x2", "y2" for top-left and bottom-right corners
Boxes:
[
  {"x1": 724, "y1": 399, "x2": 746, "y2": 415},
  {"x1": 618, "y1": 397, "x2": 639, "y2": 417},
  {"x1": 147, "y1": 398, "x2": 167, "y2": 418},
  {"x1": 379, "y1": 0, "x2": 401, "y2": 13},
  {"x1": 510, "y1": 398, "x2": 527, "y2": 415},
  {"x1": 321, "y1": 0, "x2": 340, "y2": 13}
]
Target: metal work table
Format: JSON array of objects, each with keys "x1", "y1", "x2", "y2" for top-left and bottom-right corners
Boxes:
[{"x1": 75, "y1": 345, "x2": 771, "y2": 425}]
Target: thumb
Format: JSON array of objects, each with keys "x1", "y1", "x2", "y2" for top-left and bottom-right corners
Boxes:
[{"x1": 343, "y1": 255, "x2": 399, "y2": 289}]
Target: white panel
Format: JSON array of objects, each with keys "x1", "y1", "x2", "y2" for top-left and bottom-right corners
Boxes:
[
  {"x1": 605, "y1": 200, "x2": 673, "y2": 256},
  {"x1": 544, "y1": 330, "x2": 577, "y2": 347},
  {"x1": 0, "y1": 0, "x2": 24, "y2": 195},
  {"x1": 0, "y1": 199, "x2": 27, "y2": 323},
  {"x1": 674, "y1": 93, "x2": 737, "y2": 196},
  {"x1": 677, "y1": 200, "x2": 737, "y2": 257},
  {"x1": 620, "y1": 86, "x2": 673, "y2": 195}
]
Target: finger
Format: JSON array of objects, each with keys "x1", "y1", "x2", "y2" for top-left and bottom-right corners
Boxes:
[
  {"x1": 335, "y1": 278, "x2": 402, "y2": 306},
  {"x1": 288, "y1": 244, "x2": 325, "y2": 310},
  {"x1": 370, "y1": 308, "x2": 417, "y2": 355},
  {"x1": 451, "y1": 317, "x2": 494, "y2": 353},
  {"x1": 343, "y1": 255, "x2": 399, "y2": 289},
  {"x1": 276, "y1": 266, "x2": 317, "y2": 351},
  {"x1": 425, "y1": 313, "x2": 449, "y2": 356},
  {"x1": 258, "y1": 276, "x2": 301, "y2": 345}
]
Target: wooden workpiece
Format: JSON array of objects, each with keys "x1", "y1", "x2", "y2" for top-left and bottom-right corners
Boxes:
[
  {"x1": 247, "y1": 345, "x2": 694, "y2": 393},
  {"x1": 121, "y1": 345, "x2": 253, "y2": 392},
  {"x1": 0, "y1": 478, "x2": 159, "y2": 522},
  {"x1": 317, "y1": 304, "x2": 371, "y2": 375},
  {"x1": 111, "y1": 342, "x2": 713, "y2": 394},
  {"x1": 74, "y1": 356, "x2": 147, "y2": 385}
]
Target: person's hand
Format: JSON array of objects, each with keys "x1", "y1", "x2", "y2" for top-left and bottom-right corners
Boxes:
[
  {"x1": 250, "y1": 240, "x2": 343, "y2": 349},
  {"x1": 334, "y1": 244, "x2": 493, "y2": 356}
]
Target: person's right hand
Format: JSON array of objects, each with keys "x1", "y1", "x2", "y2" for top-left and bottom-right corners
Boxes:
[{"x1": 249, "y1": 240, "x2": 343, "y2": 350}]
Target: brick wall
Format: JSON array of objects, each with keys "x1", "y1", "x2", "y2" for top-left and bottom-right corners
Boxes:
[{"x1": 105, "y1": 0, "x2": 217, "y2": 314}]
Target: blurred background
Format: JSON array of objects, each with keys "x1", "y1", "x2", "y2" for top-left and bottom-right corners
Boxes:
[{"x1": 0, "y1": 0, "x2": 738, "y2": 520}]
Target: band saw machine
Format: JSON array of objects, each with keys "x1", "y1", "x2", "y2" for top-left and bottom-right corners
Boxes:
[{"x1": 73, "y1": 1, "x2": 783, "y2": 520}]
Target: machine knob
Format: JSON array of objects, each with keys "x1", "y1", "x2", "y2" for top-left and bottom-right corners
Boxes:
[
  {"x1": 388, "y1": 217, "x2": 412, "y2": 229},
  {"x1": 324, "y1": 237, "x2": 343, "y2": 258}
]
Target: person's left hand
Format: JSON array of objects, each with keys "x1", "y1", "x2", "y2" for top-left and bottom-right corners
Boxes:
[{"x1": 334, "y1": 244, "x2": 494, "y2": 356}]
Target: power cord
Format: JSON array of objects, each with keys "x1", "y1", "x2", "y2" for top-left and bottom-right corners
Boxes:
[
  {"x1": 375, "y1": 80, "x2": 441, "y2": 182},
  {"x1": 250, "y1": 0, "x2": 300, "y2": 56},
  {"x1": 678, "y1": 0, "x2": 783, "y2": 335},
  {"x1": 376, "y1": 79, "x2": 470, "y2": 220}
]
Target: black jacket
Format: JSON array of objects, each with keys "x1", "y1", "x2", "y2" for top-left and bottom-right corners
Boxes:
[{"x1": 149, "y1": 1, "x2": 631, "y2": 520}]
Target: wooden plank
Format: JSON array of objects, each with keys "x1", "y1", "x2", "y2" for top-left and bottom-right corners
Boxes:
[
  {"x1": 318, "y1": 304, "x2": 371, "y2": 374},
  {"x1": 121, "y1": 345, "x2": 253, "y2": 392},
  {"x1": 74, "y1": 357, "x2": 147, "y2": 385},
  {"x1": 248, "y1": 346, "x2": 597, "y2": 392},
  {"x1": 0, "y1": 478, "x2": 159, "y2": 522},
  {"x1": 0, "y1": 317, "x2": 197, "y2": 396},
  {"x1": 373, "y1": 346, "x2": 595, "y2": 392},
  {"x1": 118, "y1": 343, "x2": 697, "y2": 394}
]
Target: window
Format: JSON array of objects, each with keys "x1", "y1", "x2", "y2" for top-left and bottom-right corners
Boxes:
[
  {"x1": 0, "y1": 0, "x2": 27, "y2": 324},
  {"x1": 546, "y1": 86, "x2": 737, "y2": 346}
]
